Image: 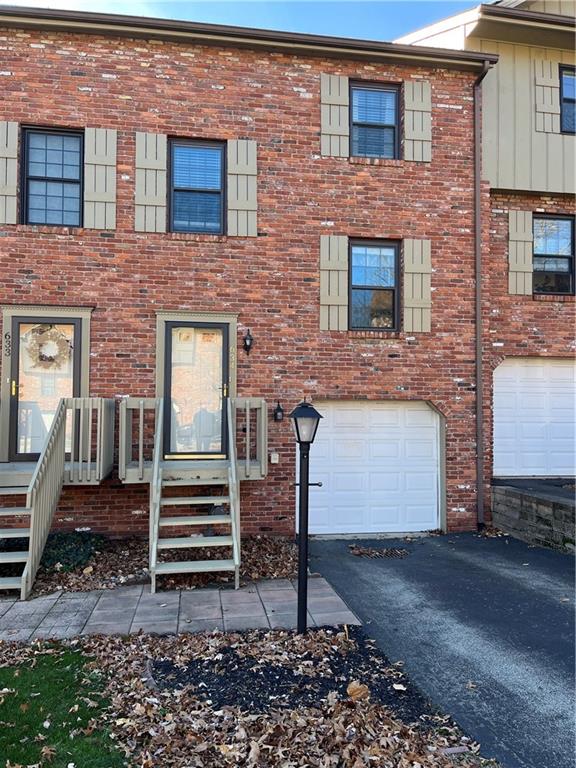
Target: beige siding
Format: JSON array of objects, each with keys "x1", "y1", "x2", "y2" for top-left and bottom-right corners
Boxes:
[
  {"x1": 227, "y1": 139, "x2": 257, "y2": 237},
  {"x1": 403, "y1": 239, "x2": 432, "y2": 333},
  {"x1": 476, "y1": 38, "x2": 575, "y2": 193},
  {"x1": 0, "y1": 121, "x2": 18, "y2": 225},
  {"x1": 135, "y1": 132, "x2": 167, "y2": 233},
  {"x1": 84, "y1": 127, "x2": 117, "y2": 230},
  {"x1": 319, "y1": 235, "x2": 348, "y2": 331},
  {"x1": 525, "y1": 0, "x2": 575, "y2": 15},
  {"x1": 508, "y1": 210, "x2": 533, "y2": 295},
  {"x1": 404, "y1": 81, "x2": 432, "y2": 162},
  {"x1": 320, "y1": 74, "x2": 349, "y2": 158}
]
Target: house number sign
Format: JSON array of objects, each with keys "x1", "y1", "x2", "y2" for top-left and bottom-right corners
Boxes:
[{"x1": 3, "y1": 331, "x2": 10, "y2": 357}]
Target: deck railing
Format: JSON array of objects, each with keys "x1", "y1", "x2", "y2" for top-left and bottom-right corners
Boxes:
[
  {"x1": 66, "y1": 397, "x2": 115, "y2": 485},
  {"x1": 148, "y1": 398, "x2": 164, "y2": 586},
  {"x1": 227, "y1": 398, "x2": 241, "y2": 586},
  {"x1": 118, "y1": 396, "x2": 268, "y2": 482},
  {"x1": 20, "y1": 399, "x2": 67, "y2": 599}
]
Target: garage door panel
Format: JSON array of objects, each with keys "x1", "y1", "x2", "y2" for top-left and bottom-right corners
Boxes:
[
  {"x1": 306, "y1": 400, "x2": 440, "y2": 534},
  {"x1": 405, "y1": 505, "x2": 438, "y2": 525},
  {"x1": 370, "y1": 440, "x2": 401, "y2": 459},
  {"x1": 494, "y1": 359, "x2": 575, "y2": 477}
]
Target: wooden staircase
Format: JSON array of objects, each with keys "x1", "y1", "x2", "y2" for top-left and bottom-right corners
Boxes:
[
  {"x1": 148, "y1": 399, "x2": 241, "y2": 593},
  {"x1": 0, "y1": 486, "x2": 32, "y2": 593}
]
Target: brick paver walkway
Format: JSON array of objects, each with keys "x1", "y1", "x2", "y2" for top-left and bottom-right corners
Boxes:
[{"x1": 0, "y1": 577, "x2": 360, "y2": 642}]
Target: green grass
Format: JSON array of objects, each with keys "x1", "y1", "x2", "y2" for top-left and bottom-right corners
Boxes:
[{"x1": 0, "y1": 648, "x2": 125, "y2": 767}]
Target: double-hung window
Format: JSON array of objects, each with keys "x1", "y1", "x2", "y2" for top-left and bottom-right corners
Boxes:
[
  {"x1": 350, "y1": 84, "x2": 399, "y2": 159},
  {"x1": 560, "y1": 66, "x2": 575, "y2": 134},
  {"x1": 170, "y1": 140, "x2": 224, "y2": 234},
  {"x1": 23, "y1": 129, "x2": 83, "y2": 226},
  {"x1": 350, "y1": 241, "x2": 399, "y2": 329},
  {"x1": 533, "y1": 216, "x2": 574, "y2": 295}
]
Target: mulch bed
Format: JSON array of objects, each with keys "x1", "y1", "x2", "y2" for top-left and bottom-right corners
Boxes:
[
  {"x1": 0, "y1": 533, "x2": 298, "y2": 597},
  {"x1": 0, "y1": 627, "x2": 499, "y2": 768}
]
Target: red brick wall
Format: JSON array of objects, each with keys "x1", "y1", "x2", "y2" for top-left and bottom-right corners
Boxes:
[
  {"x1": 482, "y1": 190, "x2": 576, "y2": 517},
  {"x1": 0, "y1": 27, "x2": 484, "y2": 534}
]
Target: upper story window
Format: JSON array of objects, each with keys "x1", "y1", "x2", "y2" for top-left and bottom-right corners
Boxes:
[
  {"x1": 560, "y1": 67, "x2": 575, "y2": 134},
  {"x1": 350, "y1": 84, "x2": 399, "y2": 159},
  {"x1": 170, "y1": 140, "x2": 224, "y2": 234},
  {"x1": 350, "y1": 241, "x2": 399, "y2": 330},
  {"x1": 23, "y1": 129, "x2": 82, "y2": 226},
  {"x1": 533, "y1": 216, "x2": 574, "y2": 295}
]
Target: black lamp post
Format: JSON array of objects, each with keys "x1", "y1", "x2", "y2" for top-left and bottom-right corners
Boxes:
[{"x1": 289, "y1": 400, "x2": 323, "y2": 634}]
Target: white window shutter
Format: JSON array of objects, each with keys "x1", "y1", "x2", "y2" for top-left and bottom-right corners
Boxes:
[
  {"x1": 508, "y1": 210, "x2": 533, "y2": 295},
  {"x1": 84, "y1": 127, "x2": 117, "y2": 230},
  {"x1": 403, "y1": 239, "x2": 432, "y2": 332},
  {"x1": 320, "y1": 235, "x2": 349, "y2": 330},
  {"x1": 227, "y1": 139, "x2": 257, "y2": 237},
  {"x1": 320, "y1": 74, "x2": 349, "y2": 158},
  {"x1": 534, "y1": 60, "x2": 561, "y2": 134},
  {"x1": 135, "y1": 132, "x2": 167, "y2": 233},
  {"x1": 0, "y1": 121, "x2": 18, "y2": 225},
  {"x1": 404, "y1": 81, "x2": 432, "y2": 162}
]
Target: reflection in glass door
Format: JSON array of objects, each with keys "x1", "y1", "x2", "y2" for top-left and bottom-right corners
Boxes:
[
  {"x1": 9, "y1": 318, "x2": 81, "y2": 460},
  {"x1": 164, "y1": 323, "x2": 229, "y2": 459}
]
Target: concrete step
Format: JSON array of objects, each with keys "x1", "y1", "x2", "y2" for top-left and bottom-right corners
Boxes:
[
  {"x1": 155, "y1": 559, "x2": 236, "y2": 575},
  {"x1": 0, "y1": 576, "x2": 22, "y2": 590},
  {"x1": 0, "y1": 507, "x2": 31, "y2": 517},
  {"x1": 159, "y1": 515, "x2": 232, "y2": 527},
  {"x1": 0, "y1": 550, "x2": 29, "y2": 563},
  {"x1": 0, "y1": 528, "x2": 30, "y2": 539},
  {"x1": 157, "y1": 535, "x2": 234, "y2": 550},
  {"x1": 0, "y1": 487, "x2": 28, "y2": 496},
  {"x1": 160, "y1": 496, "x2": 229, "y2": 507}
]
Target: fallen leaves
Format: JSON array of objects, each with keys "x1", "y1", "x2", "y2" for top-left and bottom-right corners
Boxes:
[{"x1": 347, "y1": 680, "x2": 370, "y2": 701}]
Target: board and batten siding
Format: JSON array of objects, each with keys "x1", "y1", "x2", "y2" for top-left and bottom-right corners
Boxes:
[
  {"x1": 474, "y1": 38, "x2": 575, "y2": 194},
  {"x1": 524, "y1": 0, "x2": 575, "y2": 15}
]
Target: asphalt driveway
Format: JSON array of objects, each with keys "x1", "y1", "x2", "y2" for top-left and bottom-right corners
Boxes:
[{"x1": 310, "y1": 533, "x2": 575, "y2": 768}]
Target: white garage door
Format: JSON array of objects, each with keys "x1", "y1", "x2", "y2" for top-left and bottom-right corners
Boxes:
[
  {"x1": 305, "y1": 401, "x2": 440, "y2": 534},
  {"x1": 493, "y1": 358, "x2": 576, "y2": 477}
]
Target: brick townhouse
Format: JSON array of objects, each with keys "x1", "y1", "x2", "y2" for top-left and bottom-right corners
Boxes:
[{"x1": 0, "y1": 3, "x2": 571, "y2": 597}]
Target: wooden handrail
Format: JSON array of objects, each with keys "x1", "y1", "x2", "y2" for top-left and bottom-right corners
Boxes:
[{"x1": 149, "y1": 398, "x2": 163, "y2": 578}]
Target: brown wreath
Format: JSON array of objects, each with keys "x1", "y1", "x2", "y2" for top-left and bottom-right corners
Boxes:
[{"x1": 27, "y1": 327, "x2": 72, "y2": 371}]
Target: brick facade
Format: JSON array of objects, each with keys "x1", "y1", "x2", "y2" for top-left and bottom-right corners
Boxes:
[
  {"x1": 0, "y1": 23, "x2": 557, "y2": 538},
  {"x1": 482, "y1": 190, "x2": 576, "y2": 517}
]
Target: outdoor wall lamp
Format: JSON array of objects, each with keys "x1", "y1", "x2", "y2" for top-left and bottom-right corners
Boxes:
[
  {"x1": 273, "y1": 401, "x2": 284, "y2": 422},
  {"x1": 290, "y1": 400, "x2": 323, "y2": 634},
  {"x1": 243, "y1": 328, "x2": 254, "y2": 354}
]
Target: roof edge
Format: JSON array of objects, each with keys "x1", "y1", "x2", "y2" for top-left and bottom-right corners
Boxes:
[
  {"x1": 480, "y1": 3, "x2": 576, "y2": 27},
  {"x1": 0, "y1": 5, "x2": 498, "y2": 69}
]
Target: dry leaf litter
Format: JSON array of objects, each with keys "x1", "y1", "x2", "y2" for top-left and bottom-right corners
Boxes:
[{"x1": 1, "y1": 628, "x2": 499, "y2": 768}]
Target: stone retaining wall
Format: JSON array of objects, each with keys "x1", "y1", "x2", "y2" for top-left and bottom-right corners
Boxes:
[{"x1": 492, "y1": 486, "x2": 575, "y2": 553}]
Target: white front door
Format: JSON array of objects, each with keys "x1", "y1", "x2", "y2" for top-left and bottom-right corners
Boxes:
[
  {"x1": 304, "y1": 401, "x2": 440, "y2": 534},
  {"x1": 493, "y1": 358, "x2": 576, "y2": 477}
]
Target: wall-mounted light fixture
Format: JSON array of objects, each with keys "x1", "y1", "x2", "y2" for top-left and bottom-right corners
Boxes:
[
  {"x1": 243, "y1": 328, "x2": 254, "y2": 354},
  {"x1": 273, "y1": 401, "x2": 284, "y2": 422}
]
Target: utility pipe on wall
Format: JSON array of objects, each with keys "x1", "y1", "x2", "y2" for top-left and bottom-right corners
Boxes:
[{"x1": 474, "y1": 60, "x2": 492, "y2": 529}]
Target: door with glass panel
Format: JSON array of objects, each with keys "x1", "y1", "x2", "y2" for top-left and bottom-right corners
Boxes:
[
  {"x1": 163, "y1": 323, "x2": 229, "y2": 459},
  {"x1": 8, "y1": 317, "x2": 81, "y2": 461}
]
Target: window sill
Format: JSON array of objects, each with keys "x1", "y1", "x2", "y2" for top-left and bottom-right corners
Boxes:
[
  {"x1": 349, "y1": 157, "x2": 404, "y2": 167},
  {"x1": 348, "y1": 330, "x2": 402, "y2": 339},
  {"x1": 532, "y1": 293, "x2": 575, "y2": 303},
  {"x1": 161, "y1": 232, "x2": 227, "y2": 243},
  {"x1": 7, "y1": 224, "x2": 86, "y2": 235}
]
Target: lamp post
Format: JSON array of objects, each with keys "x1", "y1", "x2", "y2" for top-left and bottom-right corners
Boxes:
[{"x1": 289, "y1": 400, "x2": 323, "y2": 634}]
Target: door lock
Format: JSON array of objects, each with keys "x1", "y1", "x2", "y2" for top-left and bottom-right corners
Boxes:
[
  {"x1": 223, "y1": 383, "x2": 228, "y2": 398},
  {"x1": 11, "y1": 380, "x2": 16, "y2": 397}
]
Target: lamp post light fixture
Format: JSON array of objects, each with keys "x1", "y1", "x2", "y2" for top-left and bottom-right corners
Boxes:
[
  {"x1": 273, "y1": 401, "x2": 284, "y2": 422},
  {"x1": 289, "y1": 400, "x2": 323, "y2": 634}
]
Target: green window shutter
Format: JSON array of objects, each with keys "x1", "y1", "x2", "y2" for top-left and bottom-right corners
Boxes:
[
  {"x1": 534, "y1": 60, "x2": 560, "y2": 134},
  {"x1": 84, "y1": 127, "x2": 117, "y2": 230},
  {"x1": 320, "y1": 74, "x2": 349, "y2": 158},
  {"x1": 134, "y1": 132, "x2": 167, "y2": 233},
  {"x1": 320, "y1": 235, "x2": 349, "y2": 330},
  {"x1": 227, "y1": 139, "x2": 257, "y2": 237},
  {"x1": 403, "y1": 239, "x2": 432, "y2": 332},
  {"x1": 0, "y1": 121, "x2": 18, "y2": 225},
  {"x1": 508, "y1": 210, "x2": 533, "y2": 295},
  {"x1": 404, "y1": 81, "x2": 432, "y2": 162}
]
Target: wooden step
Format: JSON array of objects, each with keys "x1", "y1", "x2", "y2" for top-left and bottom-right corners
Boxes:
[
  {"x1": 155, "y1": 559, "x2": 236, "y2": 575},
  {"x1": 0, "y1": 487, "x2": 28, "y2": 496},
  {"x1": 159, "y1": 514, "x2": 232, "y2": 527},
  {"x1": 162, "y1": 478, "x2": 227, "y2": 487},
  {"x1": 0, "y1": 528, "x2": 30, "y2": 539},
  {"x1": 0, "y1": 507, "x2": 31, "y2": 517},
  {"x1": 0, "y1": 550, "x2": 29, "y2": 563},
  {"x1": 157, "y1": 535, "x2": 234, "y2": 550},
  {"x1": 160, "y1": 495, "x2": 229, "y2": 507},
  {"x1": 0, "y1": 576, "x2": 22, "y2": 590}
]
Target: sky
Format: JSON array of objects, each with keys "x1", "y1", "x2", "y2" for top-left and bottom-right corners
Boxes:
[{"x1": 3, "y1": 0, "x2": 478, "y2": 41}]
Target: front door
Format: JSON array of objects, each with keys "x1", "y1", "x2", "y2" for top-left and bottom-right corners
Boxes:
[
  {"x1": 8, "y1": 317, "x2": 82, "y2": 461},
  {"x1": 163, "y1": 322, "x2": 229, "y2": 459}
]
